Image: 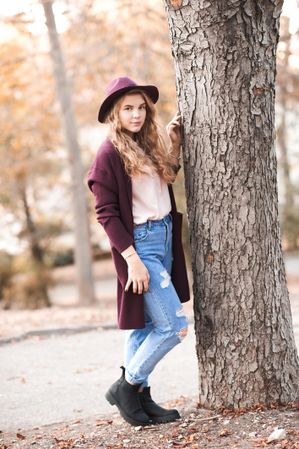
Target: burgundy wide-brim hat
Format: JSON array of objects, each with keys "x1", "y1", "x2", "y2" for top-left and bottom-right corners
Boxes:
[{"x1": 98, "y1": 76, "x2": 159, "y2": 123}]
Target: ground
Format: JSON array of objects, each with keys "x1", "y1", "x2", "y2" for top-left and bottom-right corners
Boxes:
[
  {"x1": 1, "y1": 258, "x2": 299, "y2": 449},
  {"x1": 1, "y1": 399, "x2": 298, "y2": 449}
]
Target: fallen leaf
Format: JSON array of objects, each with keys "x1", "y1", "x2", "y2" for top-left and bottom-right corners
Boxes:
[
  {"x1": 219, "y1": 428, "x2": 232, "y2": 437},
  {"x1": 171, "y1": 441, "x2": 185, "y2": 447},
  {"x1": 54, "y1": 437, "x2": 75, "y2": 448},
  {"x1": 34, "y1": 435, "x2": 43, "y2": 440},
  {"x1": 253, "y1": 437, "x2": 270, "y2": 447},
  {"x1": 169, "y1": 0, "x2": 182, "y2": 9},
  {"x1": 16, "y1": 433, "x2": 26, "y2": 440},
  {"x1": 186, "y1": 433, "x2": 199, "y2": 442},
  {"x1": 96, "y1": 418, "x2": 113, "y2": 426},
  {"x1": 206, "y1": 254, "x2": 214, "y2": 263}
]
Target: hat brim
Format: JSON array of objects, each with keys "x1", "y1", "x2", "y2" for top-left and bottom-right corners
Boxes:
[{"x1": 98, "y1": 84, "x2": 159, "y2": 123}]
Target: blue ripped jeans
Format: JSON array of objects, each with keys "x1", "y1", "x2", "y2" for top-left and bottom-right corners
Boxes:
[{"x1": 124, "y1": 213, "x2": 188, "y2": 387}]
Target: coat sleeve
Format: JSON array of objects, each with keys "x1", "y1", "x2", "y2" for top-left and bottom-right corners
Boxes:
[{"x1": 88, "y1": 168, "x2": 134, "y2": 254}]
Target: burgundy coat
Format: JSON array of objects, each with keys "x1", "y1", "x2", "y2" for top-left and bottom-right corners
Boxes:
[{"x1": 87, "y1": 137, "x2": 190, "y2": 329}]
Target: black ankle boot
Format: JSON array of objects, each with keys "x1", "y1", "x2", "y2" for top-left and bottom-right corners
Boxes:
[
  {"x1": 105, "y1": 368, "x2": 152, "y2": 426},
  {"x1": 139, "y1": 387, "x2": 180, "y2": 424}
]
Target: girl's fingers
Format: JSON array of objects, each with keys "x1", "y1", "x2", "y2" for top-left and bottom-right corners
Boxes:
[
  {"x1": 167, "y1": 113, "x2": 181, "y2": 129},
  {"x1": 136, "y1": 279, "x2": 150, "y2": 294},
  {"x1": 138, "y1": 281, "x2": 143, "y2": 295},
  {"x1": 125, "y1": 278, "x2": 131, "y2": 292},
  {"x1": 132, "y1": 280, "x2": 138, "y2": 294},
  {"x1": 126, "y1": 271, "x2": 150, "y2": 294},
  {"x1": 172, "y1": 119, "x2": 181, "y2": 127},
  {"x1": 168, "y1": 122, "x2": 180, "y2": 131}
]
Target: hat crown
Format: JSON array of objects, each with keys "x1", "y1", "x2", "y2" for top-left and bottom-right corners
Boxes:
[
  {"x1": 105, "y1": 76, "x2": 138, "y2": 97},
  {"x1": 97, "y1": 76, "x2": 159, "y2": 123}
]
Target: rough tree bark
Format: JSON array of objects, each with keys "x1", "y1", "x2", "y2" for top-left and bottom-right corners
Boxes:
[
  {"x1": 42, "y1": 0, "x2": 95, "y2": 305},
  {"x1": 164, "y1": 0, "x2": 299, "y2": 408}
]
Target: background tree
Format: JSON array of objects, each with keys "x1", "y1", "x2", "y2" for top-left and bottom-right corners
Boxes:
[
  {"x1": 41, "y1": 0, "x2": 95, "y2": 305},
  {"x1": 276, "y1": 16, "x2": 299, "y2": 250},
  {"x1": 0, "y1": 39, "x2": 59, "y2": 308},
  {"x1": 164, "y1": 0, "x2": 299, "y2": 408}
]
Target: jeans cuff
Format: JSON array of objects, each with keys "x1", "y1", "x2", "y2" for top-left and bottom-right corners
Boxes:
[{"x1": 125, "y1": 369, "x2": 147, "y2": 386}]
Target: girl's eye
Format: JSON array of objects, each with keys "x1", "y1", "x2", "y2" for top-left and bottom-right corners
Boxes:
[{"x1": 123, "y1": 105, "x2": 145, "y2": 111}]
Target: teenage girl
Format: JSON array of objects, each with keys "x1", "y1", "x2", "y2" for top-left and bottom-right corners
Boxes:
[{"x1": 87, "y1": 76, "x2": 190, "y2": 427}]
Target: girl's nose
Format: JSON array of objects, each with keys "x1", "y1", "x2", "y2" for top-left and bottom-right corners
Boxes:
[{"x1": 132, "y1": 109, "x2": 140, "y2": 118}]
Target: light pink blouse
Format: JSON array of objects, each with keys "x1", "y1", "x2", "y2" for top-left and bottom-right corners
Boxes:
[{"x1": 131, "y1": 165, "x2": 171, "y2": 225}]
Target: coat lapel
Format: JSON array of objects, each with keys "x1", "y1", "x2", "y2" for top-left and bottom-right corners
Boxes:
[{"x1": 125, "y1": 172, "x2": 133, "y2": 211}]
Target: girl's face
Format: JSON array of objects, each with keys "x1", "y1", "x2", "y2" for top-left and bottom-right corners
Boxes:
[{"x1": 118, "y1": 93, "x2": 147, "y2": 136}]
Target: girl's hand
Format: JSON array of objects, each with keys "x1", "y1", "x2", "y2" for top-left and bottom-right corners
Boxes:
[
  {"x1": 125, "y1": 254, "x2": 150, "y2": 294},
  {"x1": 166, "y1": 111, "x2": 182, "y2": 150}
]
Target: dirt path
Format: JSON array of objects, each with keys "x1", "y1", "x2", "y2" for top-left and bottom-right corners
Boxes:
[{"x1": 1, "y1": 400, "x2": 298, "y2": 449}]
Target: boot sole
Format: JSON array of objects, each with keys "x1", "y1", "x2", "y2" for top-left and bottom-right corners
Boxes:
[
  {"x1": 105, "y1": 390, "x2": 152, "y2": 427},
  {"x1": 150, "y1": 413, "x2": 180, "y2": 424}
]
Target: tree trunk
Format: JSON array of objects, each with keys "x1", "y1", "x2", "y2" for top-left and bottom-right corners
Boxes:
[
  {"x1": 20, "y1": 187, "x2": 50, "y2": 308},
  {"x1": 164, "y1": 0, "x2": 299, "y2": 408},
  {"x1": 41, "y1": 0, "x2": 95, "y2": 305},
  {"x1": 21, "y1": 188, "x2": 45, "y2": 266}
]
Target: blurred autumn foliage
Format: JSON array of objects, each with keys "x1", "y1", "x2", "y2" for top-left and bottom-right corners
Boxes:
[
  {"x1": 0, "y1": 0, "x2": 298, "y2": 308},
  {"x1": 276, "y1": 16, "x2": 299, "y2": 251}
]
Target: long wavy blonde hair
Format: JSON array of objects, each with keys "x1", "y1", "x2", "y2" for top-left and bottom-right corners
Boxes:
[{"x1": 104, "y1": 89, "x2": 177, "y2": 183}]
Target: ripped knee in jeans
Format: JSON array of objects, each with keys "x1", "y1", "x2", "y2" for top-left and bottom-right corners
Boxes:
[
  {"x1": 175, "y1": 307, "x2": 188, "y2": 341},
  {"x1": 159, "y1": 270, "x2": 171, "y2": 288},
  {"x1": 176, "y1": 327, "x2": 188, "y2": 340}
]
